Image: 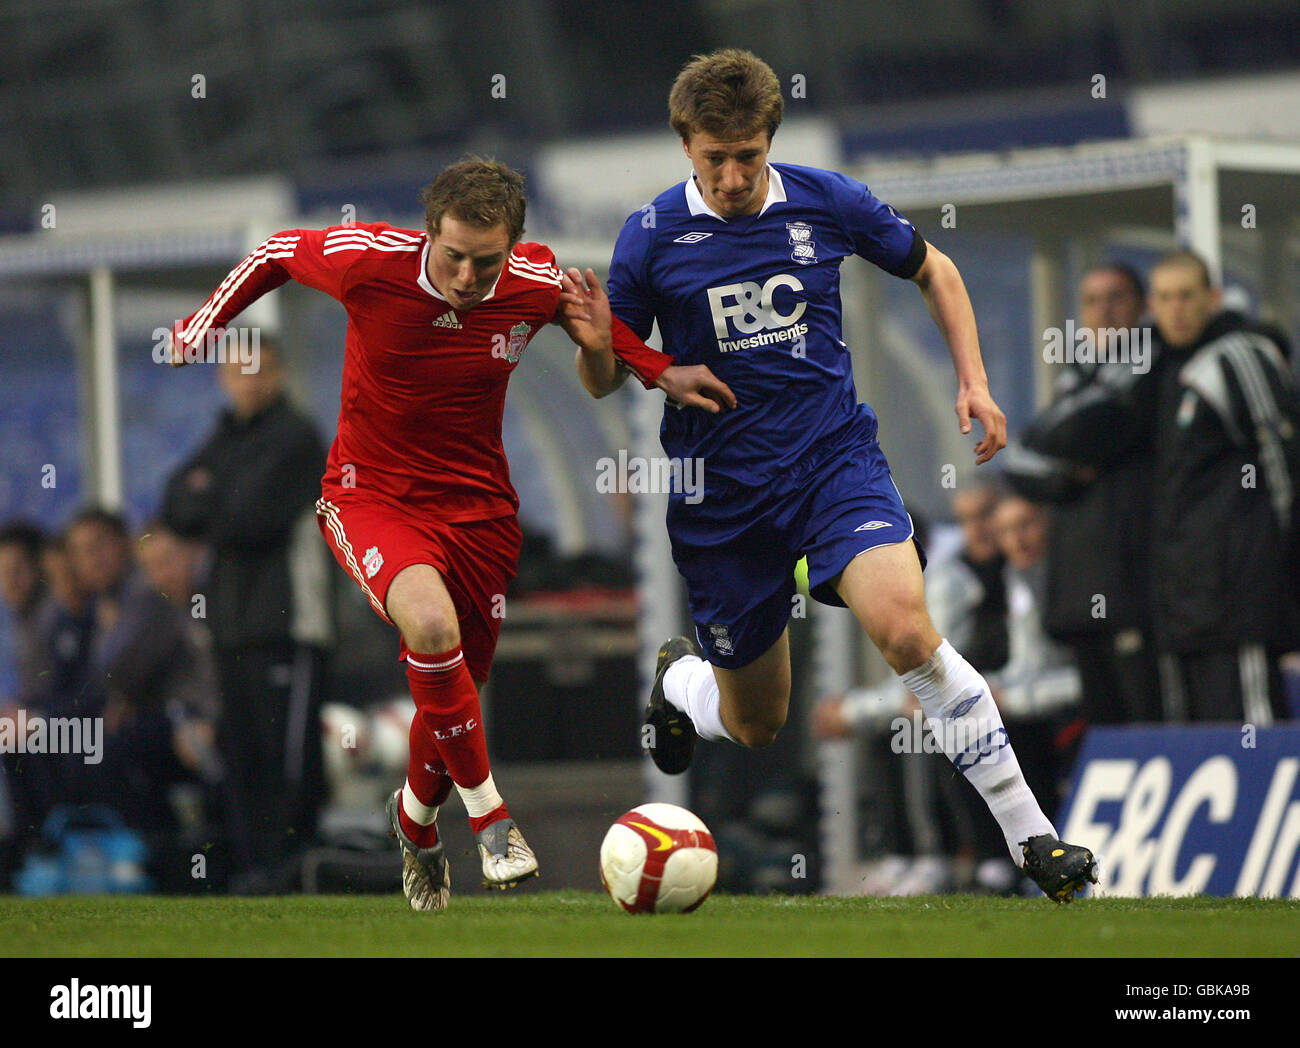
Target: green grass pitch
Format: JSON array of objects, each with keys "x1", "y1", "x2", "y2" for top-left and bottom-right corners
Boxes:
[{"x1": 2, "y1": 892, "x2": 1297, "y2": 957}]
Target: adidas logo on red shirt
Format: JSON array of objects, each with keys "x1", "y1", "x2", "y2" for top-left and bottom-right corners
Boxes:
[{"x1": 432, "y1": 312, "x2": 462, "y2": 329}]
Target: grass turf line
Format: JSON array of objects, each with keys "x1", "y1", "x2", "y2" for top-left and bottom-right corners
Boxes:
[{"x1": 1, "y1": 893, "x2": 1297, "y2": 957}]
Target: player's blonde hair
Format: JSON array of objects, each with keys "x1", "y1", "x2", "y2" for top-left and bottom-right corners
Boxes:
[
  {"x1": 669, "y1": 49, "x2": 783, "y2": 144},
  {"x1": 421, "y1": 157, "x2": 526, "y2": 244}
]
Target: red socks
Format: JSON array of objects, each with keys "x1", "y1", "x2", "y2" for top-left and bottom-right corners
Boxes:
[
  {"x1": 398, "y1": 742, "x2": 454, "y2": 848},
  {"x1": 400, "y1": 647, "x2": 508, "y2": 844}
]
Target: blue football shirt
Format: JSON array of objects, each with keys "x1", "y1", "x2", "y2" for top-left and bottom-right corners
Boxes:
[{"x1": 607, "y1": 162, "x2": 926, "y2": 493}]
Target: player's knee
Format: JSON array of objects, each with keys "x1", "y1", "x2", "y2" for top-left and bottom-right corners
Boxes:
[
  {"x1": 400, "y1": 605, "x2": 460, "y2": 655},
  {"x1": 874, "y1": 611, "x2": 938, "y2": 674},
  {"x1": 731, "y1": 710, "x2": 786, "y2": 749}
]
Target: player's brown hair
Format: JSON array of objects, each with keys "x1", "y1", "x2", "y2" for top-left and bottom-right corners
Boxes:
[
  {"x1": 1151, "y1": 249, "x2": 1213, "y2": 289},
  {"x1": 669, "y1": 49, "x2": 784, "y2": 144},
  {"x1": 421, "y1": 157, "x2": 526, "y2": 244},
  {"x1": 1083, "y1": 262, "x2": 1145, "y2": 302}
]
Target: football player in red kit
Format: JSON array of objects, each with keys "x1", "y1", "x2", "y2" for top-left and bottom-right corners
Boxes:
[{"x1": 167, "y1": 158, "x2": 732, "y2": 910}]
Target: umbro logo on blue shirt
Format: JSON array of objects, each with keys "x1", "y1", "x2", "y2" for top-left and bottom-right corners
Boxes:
[
  {"x1": 854, "y1": 520, "x2": 891, "y2": 531},
  {"x1": 673, "y1": 232, "x2": 714, "y2": 244}
]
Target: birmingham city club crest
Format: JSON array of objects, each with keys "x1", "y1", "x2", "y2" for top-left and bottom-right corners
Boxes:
[{"x1": 787, "y1": 221, "x2": 818, "y2": 265}]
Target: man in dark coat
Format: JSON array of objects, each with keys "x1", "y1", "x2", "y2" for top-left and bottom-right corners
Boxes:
[
  {"x1": 163, "y1": 336, "x2": 332, "y2": 890},
  {"x1": 1143, "y1": 251, "x2": 1299, "y2": 723}
]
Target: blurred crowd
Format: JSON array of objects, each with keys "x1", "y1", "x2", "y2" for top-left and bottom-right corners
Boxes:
[
  {"x1": 0, "y1": 338, "x2": 337, "y2": 893},
  {"x1": 813, "y1": 251, "x2": 1300, "y2": 896},
  {"x1": 0, "y1": 511, "x2": 222, "y2": 890}
]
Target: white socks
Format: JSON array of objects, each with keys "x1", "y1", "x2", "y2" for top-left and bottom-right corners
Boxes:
[
  {"x1": 663, "y1": 655, "x2": 738, "y2": 744},
  {"x1": 661, "y1": 637, "x2": 1054, "y2": 868},
  {"x1": 899, "y1": 639, "x2": 1055, "y2": 865}
]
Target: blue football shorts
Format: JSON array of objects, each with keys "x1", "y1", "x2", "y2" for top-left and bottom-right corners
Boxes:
[{"x1": 667, "y1": 435, "x2": 926, "y2": 668}]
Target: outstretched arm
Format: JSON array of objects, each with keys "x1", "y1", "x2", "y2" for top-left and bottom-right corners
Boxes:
[
  {"x1": 910, "y1": 242, "x2": 1006, "y2": 465},
  {"x1": 557, "y1": 267, "x2": 738, "y2": 412},
  {"x1": 165, "y1": 227, "x2": 351, "y2": 367}
]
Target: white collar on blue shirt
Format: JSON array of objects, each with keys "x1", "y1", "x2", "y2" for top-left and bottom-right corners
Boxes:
[{"x1": 684, "y1": 164, "x2": 787, "y2": 222}]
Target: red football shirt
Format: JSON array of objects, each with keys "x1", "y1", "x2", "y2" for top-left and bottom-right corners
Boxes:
[{"x1": 171, "y1": 222, "x2": 672, "y2": 522}]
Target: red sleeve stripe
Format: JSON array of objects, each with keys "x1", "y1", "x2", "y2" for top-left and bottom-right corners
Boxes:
[
  {"x1": 323, "y1": 239, "x2": 420, "y2": 256},
  {"x1": 324, "y1": 227, "x2": 422, "y2": 244},
  {"x1": 180, "y1": 236, "x2": 300, "y2": 346},
  {"x1": 507, "y1": 263, "x2": 561, "y2": 286},
  {"x1": 509, "y1": 254, "x2": 561, "y2": 277},
  {"x1": 183, "y1": 235, "x2": 298, "y2": 341},
  {"x1": 322, "y1": 229, "x2": 422, "y2": 256}
]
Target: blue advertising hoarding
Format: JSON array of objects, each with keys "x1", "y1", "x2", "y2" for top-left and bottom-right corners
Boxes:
[{"x1": 1058, "y1": 725, "x2": 1300, "y2": 898}]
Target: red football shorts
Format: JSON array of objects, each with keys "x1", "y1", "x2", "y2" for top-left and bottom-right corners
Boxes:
[{"x1": 315, "y1": 496, "x2": 522, "y2": 682}]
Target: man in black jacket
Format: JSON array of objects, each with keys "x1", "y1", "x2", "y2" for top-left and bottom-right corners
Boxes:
[
  {"x1": 1143, "y1": 251, "x2": 1299, "y2": 723},
  {"x1": 163, "y1": 336, "x2": 332, "y2": 891},
  {"x1": 1003, "y1": 264, "x2": 1162, "y2": 726}
]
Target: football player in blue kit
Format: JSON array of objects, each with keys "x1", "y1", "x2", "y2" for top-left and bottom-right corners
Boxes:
[{"x1": 570, "y1": 49, "x2": 1096, "y2": 901}]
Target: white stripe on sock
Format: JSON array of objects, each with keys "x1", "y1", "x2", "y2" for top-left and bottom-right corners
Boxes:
[
  {"x1": 407, "y1": 651, "x2": 464, "y2": 673},
  {"x1": 402, "y1": 780, "x2": 440, "y2": 826},
  {"x1": 899, "y1": 639, "x2": 1054, "y2": 864},
  {"x1": 456, "y1": 772, "x2": 503, "y2": 818}
]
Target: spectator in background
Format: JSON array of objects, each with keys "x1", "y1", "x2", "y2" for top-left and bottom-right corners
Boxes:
[
  {"x1": 1003, "y1": 263, "x2": 1162, "y2": 725},
  {"x1": 0, "y1": 522, "x2": 105, "y2": 886},
  {"x1": 137, "y1": 520, "x2": 207, "y2": 615},
  {"x1": 969, "y1": 494, "x2": 1083, "y2": 890},
  {"x1": 137, "y1": 522, "x2": 222, "y2": 788},
  {"x1": 985, "y1": 497, "x2": 1083, "y2": 757},
  {"x1": 65, "y1": 507, "x2": 203, "y2": 836},
  {"x1": 0, "y1": 521, "x2": 54, "y2": 884},
  {"x1": 0, "y1": 522, "x2": 53, "y2": 717},
  {"x1": 926, "y1": 481, "x2": 1016, "y2": 891},
  {"x1": 35, "y1": 531, "x2": 98, "y2": 717},
  {"x1": 935, "y1": 481, "x2": 1009, "y2": 674},
  {"x1": 162, "y1": 336, "x2": 331, "y2": 892},
  {"x1": 1142, "y1": 251, "x2": 1299, "y2": 723}
]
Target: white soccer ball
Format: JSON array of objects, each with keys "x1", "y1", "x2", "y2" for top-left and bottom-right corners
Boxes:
[
  {"x1": 599, "y1": 803, "x2": 718, "y2": 914},
  {"x1": 320, "y1": 702, "x2": 370, "y2": 786},
  {"x1": 368, "y1": 696, "x2": 415, "y2": 776}
]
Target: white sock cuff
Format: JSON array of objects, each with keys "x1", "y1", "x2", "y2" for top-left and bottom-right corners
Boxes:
[
  {"x1": 406, "y1": 649, "x2": 465, "y2": 674},
  {"x1": 690, "y1": 695, "x2": 738, "y2": 745},
  {"x1": 662, "y1": 654, "x2": 703, "y2": 712},
  {"x1": 456, "y1": 772, "x2": 504, "y2": 818},
  {"x1": 402, "y1": 781, "x2": 440, "y2": 826},
  {"x1": 898, "y1": 639, "x2": 962, "y2": 693},
  {"x1": 670, "y1": 656, "x2": 738, "y2": 744}
]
